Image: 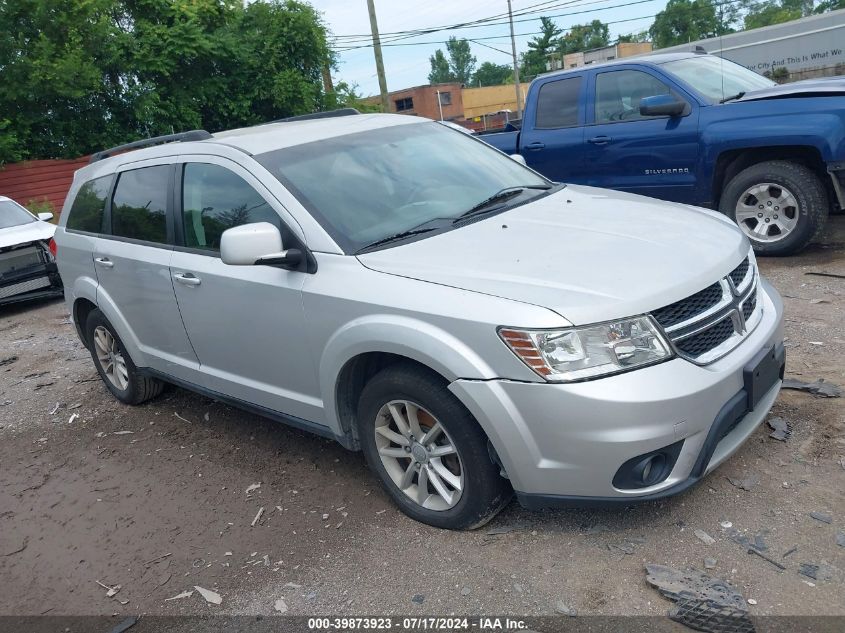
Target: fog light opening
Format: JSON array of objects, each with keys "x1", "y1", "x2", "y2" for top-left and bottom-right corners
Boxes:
[{"x1": 612, "y1": 440, "x2": 683, "y2": 491}]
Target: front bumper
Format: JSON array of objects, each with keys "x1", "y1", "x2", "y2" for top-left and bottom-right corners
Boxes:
[{"x1": 449, "y1": 278, "x2": 785, "y2": 504}]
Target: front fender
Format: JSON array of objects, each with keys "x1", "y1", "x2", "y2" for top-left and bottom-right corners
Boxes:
[{"x1": 318, "y1": 314, "x2": 498, "y2": 435}]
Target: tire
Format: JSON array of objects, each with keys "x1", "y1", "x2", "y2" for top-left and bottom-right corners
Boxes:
[
  {"x1": 719, "y1": 160, "x2": 828, "y2": 256},
  {"x1": 357, "y1": 364, "x2": 512, "y2": 530},
  {"x1": 85, "y1": 309, "x2": 164, "y2": 405}
]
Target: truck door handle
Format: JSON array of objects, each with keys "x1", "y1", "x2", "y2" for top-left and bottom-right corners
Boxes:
[
  {"x1": 173, "y1": 272, "x2": 201, "y2": 287},
  {"x1": 94, "y1": 257, "x2": 114, "y2": 268},
  {"x1": 525, "y1": 141, "x2": 546, "y2": 151},
  {"x1": 588, "y1": 135, "x2": 612, "y2": 145}
]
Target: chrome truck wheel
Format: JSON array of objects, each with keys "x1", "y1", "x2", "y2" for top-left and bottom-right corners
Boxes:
[{"x1": 734, "y1": 182, "x2": 798, "y2": 243}]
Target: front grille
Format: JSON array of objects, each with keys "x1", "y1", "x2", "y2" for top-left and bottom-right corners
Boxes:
[
  {"x1": 742, "y1": 290, "x2": 757, "y2": 321},
  {"x1": 0, "y1": 245, "x2": 44, "y2": 280},
  {"x1": 0, "y1": 275, "x2": 51, "y2": 299},
  {"x1": 675, "y1": 317, "x2": 736, "y2": 357},
  {"x1": 652, "y1": 283, "x2": 723, "y2": 329},
  {"x1": 729, "y1": 257, "x2": 750, "y2": 287}
]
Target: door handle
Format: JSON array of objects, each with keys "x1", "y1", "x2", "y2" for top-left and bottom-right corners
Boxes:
[
  {"x1": 588, "y1": 136, "x2": 612, "y2": 145},
  {"x1": 94, "y1": 257, "x2": 114, "y2": 268},
  {"x1": 525, "y1": 141, "x2": 546, "y2": 151},
  {"x1": 173, "y1": 272, "x2": 201, "y2": 287}
]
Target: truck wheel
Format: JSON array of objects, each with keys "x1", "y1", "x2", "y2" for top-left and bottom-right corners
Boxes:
[
  {"x1": 720, "y1": 160, "x2": 828, "y2": 256},
  {"x1": 356, "y1": 364, "x2": 512, "y2": 530},
  {"x1": 85, "y1": 309, "x2": 164, "y2": 405}
]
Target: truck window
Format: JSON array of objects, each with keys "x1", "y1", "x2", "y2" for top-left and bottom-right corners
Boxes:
[
  {"x1": 110, "y1": 166, "x2": 170, "y2": 243},
  {"x1": 535, "y1": 77, "x2": 582, "y2": 129},
  {"x1": 595, "y1": 70, "x2": 671, "y2": 124},
  {"x1": 66, "y1": 176, "x2": 112, "y2": 233}
]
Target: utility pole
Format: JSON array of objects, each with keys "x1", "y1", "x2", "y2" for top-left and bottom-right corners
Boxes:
[
  {"x1": 367, "y1": 0, "x2": 390, "y2": 113},
  {"x1": 507, "y1": 0, "x2": 523, "y2": 119}
]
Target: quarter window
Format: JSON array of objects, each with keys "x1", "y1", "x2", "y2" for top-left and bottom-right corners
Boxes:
[
  {"x1": 111, "y1": 166, "x2": 170, "y2": 243},
  {"x1": 535, "y1": 77, "x2": 582, "y2": 128},
  {"x1": 181, "y1": 163, "x2": 281, "y2": 252},
  {"x1": 66, "y1": 176, "x2": 112, "y2": 233},
  {"x1": 595, "y1": 70, "x2": 672, "y2": 124}
]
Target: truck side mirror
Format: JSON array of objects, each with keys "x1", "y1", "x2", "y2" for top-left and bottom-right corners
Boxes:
[{"x1": 639, "y1": 95, "x2": 686, "y2": 117}]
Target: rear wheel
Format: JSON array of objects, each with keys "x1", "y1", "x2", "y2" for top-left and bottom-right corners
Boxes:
[
  {"x1": 720, "y1": 160, "x2": 827, "y2": 256},
  {"x1": 85, "y1": 309, "x2": 164, "y2": 405},
  {"x1": 357, "y1": 364, "x2": 511, "y2": 530}
]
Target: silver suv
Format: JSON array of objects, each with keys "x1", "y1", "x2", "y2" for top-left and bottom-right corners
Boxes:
[{"x1": 54, "y1": 111, "x2": 785, "y2": 530}]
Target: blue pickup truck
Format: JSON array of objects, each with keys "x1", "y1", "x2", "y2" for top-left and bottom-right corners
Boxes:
[{"x1": 480, "y1": 52, "x2": 845, "y2": 255}]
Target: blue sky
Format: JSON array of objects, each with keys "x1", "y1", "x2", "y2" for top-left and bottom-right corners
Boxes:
[{"x1": 310, "y1": 0, "x2": 670, "y2": 95}]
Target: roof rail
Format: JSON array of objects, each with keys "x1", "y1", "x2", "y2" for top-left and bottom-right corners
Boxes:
[
  {"x1": 272, "y1": 108, "x2": 361, "y2": 124},
  {"x1": 89, "y1": 129, "x2": 213, "y2": 163}
]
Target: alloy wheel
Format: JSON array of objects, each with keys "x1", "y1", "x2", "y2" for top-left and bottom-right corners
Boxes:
[
  {"x1": 93, "y1": 325, "x2": 129, "y2": 391},
  {"x1": 734, "y1": 182, "x2": 799, "y2": 243},
  {"x1": 373, "y1": 400, "x2": 464, "y2": 511}
]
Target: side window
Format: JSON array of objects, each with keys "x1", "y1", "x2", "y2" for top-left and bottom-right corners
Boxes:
[
  {"x1": 595, "y1": 70, "x2": 672, "y2": 124},
  {"x1": 66, "y1": 175, "x2": 112, "y2": 233},
  {"x1": 111, "y1": 166, "x2": 170, "y2": 243},
  {"x1": 181, "y1": 163, "x2": 282, "y2": 252},
  {"x1": 535, "y1": 77, "x2": 582, "y2": 129}
]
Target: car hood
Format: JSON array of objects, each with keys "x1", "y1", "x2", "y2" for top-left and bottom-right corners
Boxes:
[
  {"x1": 0, "y1": 221, "x2": 55, "y2": 250},
  {"x1": 738, "y1": 77, "x2": 845, "y2": 101},
  {"x1": 357, "y1": 186, "x2": 748, "y2": 325}
]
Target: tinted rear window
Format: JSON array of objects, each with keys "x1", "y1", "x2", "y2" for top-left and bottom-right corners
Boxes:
[
  {"x1": 111, "y1": 166, "x2": 170, "y2": 243},
  {"x1": 66, "y1": 176, "x2": 112, "y2": 233},
  {"x1": 535, "y1": 77, "x2": 582, "y2": 128}
]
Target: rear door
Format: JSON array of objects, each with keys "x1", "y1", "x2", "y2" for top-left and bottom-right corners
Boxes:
[
  {"x1": 519, "y1": 74, "x2": 586, "y2": 183},
  {"x1": 584, "y1": 67, "x2": 700, "y2": 203},
  {"x1": 94, "y1": 159, "x2": 199, "y2": 379}
]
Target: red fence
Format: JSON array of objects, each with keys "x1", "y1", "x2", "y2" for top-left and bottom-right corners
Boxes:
[{"x1": 0, "y1": 156, "x2": 89, "y2": 215}]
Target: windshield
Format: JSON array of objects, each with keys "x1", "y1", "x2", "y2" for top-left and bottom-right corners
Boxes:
[
  {"x1": 256, "y1": 121, "x2": 550, "y2": 253},
  {"x1": 0, "y1": 200, "x2": 37, "y2": 229},
  {"x1": 661, "y1": 56, "x2": 776, "y2": 103}
]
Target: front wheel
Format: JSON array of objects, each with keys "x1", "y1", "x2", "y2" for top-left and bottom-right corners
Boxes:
[
  {"x1": 357, "y1": 364, "x2": 512, "y2": 530},
  {"x1": 720, "y1": 160, "x2": 828, "y2": 256}
]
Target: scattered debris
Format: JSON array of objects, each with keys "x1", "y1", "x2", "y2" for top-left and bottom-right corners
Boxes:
[
  {"x1": 3, "y1": 538, "x2": 28, "y2": 556},
  {"x1": 703, "y1": 558, "x2": 717, "y2": 570},
  {"x1": 194, "y1": 586, "x2": 222, "y2": 605},
  {"x1": 783, "y1": 547, "x2": 798, "y2": 558},
  {"x1": 809, "y1": 512, "x2": 833, "y2": 524},
  {"x1": 274, "y1": 598, "x2": 288, "y2": 613},
  {"x1": 0, "y1": 355, "x2": 18, "y2": 367},
  {"x1": 411, "y1": 594, "x2": 425, "y2": 605},
  {"x1": 695, "y1": 529, "x2": 716, "y2": 545},
  {"x1": 461, "y1": 587, "x2": 471, "y2": 596},
  {"x1": 747, "y1": 547, "x2": 786, "y2": 571},
  {"x1": 554, "y1": 601, "x2": 577, "y2": 617},
  {"x1": 108, "y1": 616, "x2": 138, "y2": 633},
  {"x1": 727, "y1": 529, "x2": 768, "y2": 552},
  {"x1": 164, "y1": 590, "x2": 193, "y2": 601},
  {"x1": 645, "y1": 564, "x2": 752, "y2": 633},
  {"x1": 48, "y1": 402, "x2": 60, "y2": 415},
  {"x1": 95, "y1": 580, "x2": 121, "y2": 598},
  {"x1": 321, "y1": 513, "x2": 329, "y2": 520},
  {"x1": 245, "y1": 483, "x2": 261, "y2": 495},
  {"x1": 251, "y1": 507, "x2": 265, "y2": 527},
  {"x1": 485, "y1": 525, "x2": 520, "y2": 536},
  {"x1": 798, "y1": 564, "x2": 819, "y2": 580},
  {"x1": 719, "y1": 521, "x2": 732, "y2": 529},
  {"x1": 143, "y1": 552, "x2": 171, "y2": 566},
  {"x1": 805, "y1": 271, "x2": 845, "y2": 280},
  {"x1": 767, "y1": 417, "x2": 790, "y2": 441},
  {"x1": 284, "y1": 582, "x2": 302, "y2": 589},
  {"x1": 112, "y1": 430, "x2": 133, "y2": 435},
  {"x1": 33, "y1": 381, "x2": 54, "y2": 390},
  {"x1": 747, "y1": 599, "x2": 757, "y2": 606},
  {"x1": 68, "y1": 413, "x2": 79, "y2": 425},
  {"x1": 174, "y1": 412, "x2": 191, "y2": 423},
  {"x1": 836, "y1": 532, "x2": 845, "y2": 548},
  {"x1": 782, "y1": 378, "x2": 842, "y2": 398},
  {"x1": 727, "y1": 474, "x2": 760, "y2": 491}
]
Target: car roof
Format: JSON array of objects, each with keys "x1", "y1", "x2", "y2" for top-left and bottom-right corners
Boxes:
[{"x1": 534, "y1": 52, "x2": 700, "y2": 82}]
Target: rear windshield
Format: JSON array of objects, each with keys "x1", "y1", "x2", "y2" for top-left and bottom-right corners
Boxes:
[{"x1": 0, "y1": 200, "x2": 36, "y2": 229}]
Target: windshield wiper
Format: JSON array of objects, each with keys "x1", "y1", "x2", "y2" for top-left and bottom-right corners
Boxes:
[
  {"x1": 454, "y1": 185, "x2": 552, "y2": 224},
  {"x1": 356, "y1": 227, "x2": 438, "y2": 253},
  {"x1": 720, "y1": 91, "x2": 746, "y2": 104}
]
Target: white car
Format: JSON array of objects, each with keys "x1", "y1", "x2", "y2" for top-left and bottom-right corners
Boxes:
[{"x1": 0, "y1": 195, "x2": 63, "y2": 306}]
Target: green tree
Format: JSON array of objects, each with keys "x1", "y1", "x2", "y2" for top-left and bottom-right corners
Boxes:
[
  {"x1": 560, "y1": 20, "x2": 610, "y2": 54},
  {"x1": 617, "y1": 31, "x2": 650, "y2": 43},
  {"x1": 428, "y1": 49, "x2": 452, "y2": 83},
  {"x1": 815, "y1": 0, "x2": 845, "y2": 11},
  {"x1": 471, "y1": 62, "x2": 512, "y2": 87},
  {"x1": 650, "y1": 0, "x2": 736, "y2": 49},
  {"x1": 520, "y1": 16, "x2": 562, "y2": 78},
  {"x1": 741, "y1": 0, "x2": 805, "y2": 29}
]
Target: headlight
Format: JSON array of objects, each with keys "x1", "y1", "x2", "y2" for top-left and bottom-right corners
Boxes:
[{"x1": 499, "y1": 316, "x2": 672, "y2": 382}]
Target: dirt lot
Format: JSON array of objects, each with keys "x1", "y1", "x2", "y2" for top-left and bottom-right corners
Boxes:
[{"x1": 1, "y1": 219, "x2": 844, "y2": 624}]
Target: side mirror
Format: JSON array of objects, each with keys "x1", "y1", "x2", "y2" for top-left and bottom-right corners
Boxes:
[
  {"x1": 38, "y1": 212, "x2": 54, "y2": 222},
  {"x1": 220, "y1": 222, "x2": 302, "y2": 269},
  {"x1": 510, "y1": 154, "x2": 527, "y2": 166},
  {"x1": 639, "y1": 94, "x2": 686, "y2": 117}
]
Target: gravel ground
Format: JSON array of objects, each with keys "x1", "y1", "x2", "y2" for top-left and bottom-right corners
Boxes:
[{"x1": 0, "y1": 218, "x2": 843, "y2": 623}]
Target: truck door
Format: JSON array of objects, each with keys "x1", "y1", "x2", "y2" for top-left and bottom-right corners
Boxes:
[
  {"x1": 584, "y1": 67, "x2": 700, "y2": 203},
  {"x1": 520, "y1": 75, "x2": 585, "y2": 183}
]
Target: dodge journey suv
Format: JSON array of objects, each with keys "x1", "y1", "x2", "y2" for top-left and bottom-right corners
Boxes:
[{"x1": 54, "y1": 110, "x2": 785, "y2": 530}]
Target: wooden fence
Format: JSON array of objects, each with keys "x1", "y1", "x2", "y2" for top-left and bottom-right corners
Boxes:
[{"x1": 0, "y1": 156, "x2": 89, "y2": 216}]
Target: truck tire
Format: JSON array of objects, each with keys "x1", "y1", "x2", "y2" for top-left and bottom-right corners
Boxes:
[
  {"x1": 85, "y1": 309, "x2": 164, "y2": 405},
  {"x1": 719, "y1": 160, "x2": 828, "y2": 256},
  {"x1": 357, "y1": 363, "x2": 512, "y2": 530}
]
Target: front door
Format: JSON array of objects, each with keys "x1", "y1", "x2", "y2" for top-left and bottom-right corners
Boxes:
[
  {"x1": 584, "y1": 68, "x2": 700, "y2": 203},
  {"x1": 168, "y1": 157, "x2": 323, "y2": 424},
  {"x1": 94, "y1": 160, "x2": 199, "y2": 380}
]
